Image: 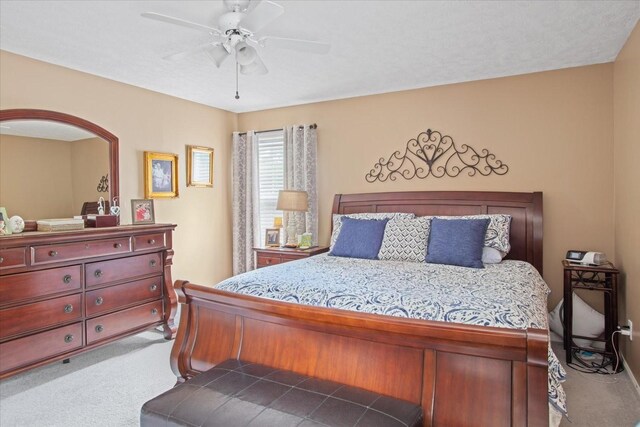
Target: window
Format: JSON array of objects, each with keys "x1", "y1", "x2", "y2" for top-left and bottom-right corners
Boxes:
[{"x1": 256, "y1": 130, "x2": 284, "y2": 242}]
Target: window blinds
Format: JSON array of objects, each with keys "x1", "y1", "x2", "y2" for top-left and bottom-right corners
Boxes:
[{"x1": 256, "y1": 130, "x2": 285, "y2": 241}]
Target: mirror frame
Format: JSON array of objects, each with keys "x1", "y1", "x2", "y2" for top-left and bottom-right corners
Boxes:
[{"x1": 0, "y1": 108, "x2": 119, "y2": 209}]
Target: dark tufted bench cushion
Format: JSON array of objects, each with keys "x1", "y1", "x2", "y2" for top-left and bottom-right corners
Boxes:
[{"x1": 141, "y1": 359, "x2": 423, "y2": 427}]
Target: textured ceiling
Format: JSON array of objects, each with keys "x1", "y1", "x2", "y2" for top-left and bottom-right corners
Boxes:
[{"x1": 0, "y1": 1, "x2": 638, "y2": 113}]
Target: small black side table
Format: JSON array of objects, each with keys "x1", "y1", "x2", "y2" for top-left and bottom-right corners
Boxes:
[{"x1": 562, "y1": 260, "x2": 620, "y2": 368}]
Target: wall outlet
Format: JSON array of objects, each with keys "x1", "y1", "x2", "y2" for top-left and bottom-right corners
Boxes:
[{"x1": 620, "y1": 319, "x2": 633, "y2": 340}]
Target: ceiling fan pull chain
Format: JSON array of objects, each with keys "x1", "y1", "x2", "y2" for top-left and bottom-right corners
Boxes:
[{"x1": 235, "y1": 60, "x2": 240, "y2": 99}]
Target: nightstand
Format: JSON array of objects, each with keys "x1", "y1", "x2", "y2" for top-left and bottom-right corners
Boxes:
[
  {"x1": 254, "y1": 246, "x2": 329, "y2": 268},
  {"x1": 562, "y1": 260, "x2": 620, "y2": 369}
]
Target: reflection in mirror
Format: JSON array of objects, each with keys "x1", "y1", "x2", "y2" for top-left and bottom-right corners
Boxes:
[{"x1": 0, "y1": 120, "x2": 110, "y2": 220}]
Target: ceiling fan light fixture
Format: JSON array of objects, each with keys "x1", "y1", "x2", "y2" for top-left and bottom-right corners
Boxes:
[{"x1": 235, "y1": 42, "x2": 257, "y2": 65}]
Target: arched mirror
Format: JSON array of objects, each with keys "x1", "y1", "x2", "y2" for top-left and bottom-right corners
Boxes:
[{"x1": 0, "y1": 109, "x2": 119, "y2": 220}]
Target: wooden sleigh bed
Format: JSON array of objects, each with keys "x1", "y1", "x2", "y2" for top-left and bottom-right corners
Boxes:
[{"x1": 170, "y1": 191, "x2": 548, "y2": 427}]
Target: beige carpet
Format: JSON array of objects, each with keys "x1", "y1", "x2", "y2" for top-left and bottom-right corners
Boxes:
[
  {"x1": 552, "y1": 342, "x2": 640, "y2": 427},
  {"x1": 0, "y1": 330, "x2": 175, "y2": 426},
  {"x1": 1, "y1": 331, "x2": 639, "y2": 426}
]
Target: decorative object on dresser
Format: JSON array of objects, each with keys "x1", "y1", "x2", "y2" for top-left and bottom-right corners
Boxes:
[
  {"x1": 254, "y1": 246, "x2": 329, "y2": 268},
  {"x1": 131, "y1": 199, "x2": 156, "y2": 225},
  {"x1": 186, "y1": 145, "x2": 214, "y2": 187},
  {"x1": 365, "y1": 128, "x2": 509, "y2": 182},
  {"x1": 0, "y1": 224, "x2": 177, "y2": 379},
  {"x1": 562, "y1": 260, "x2": 621, "y2": 370},
  {"x1": 264, "y1": 228, "x2": 280, "y2": 247},
  {"x1": 144, "y1": 151, "x2": 179, "y2": 199},
  {"x1": 8, "y1": 216, "x2": 25, "y2": 234},
  {"x1": 276, "y1": 190, "x2": 308, "y2": 248},
  {"x1": 0, "y1": 207, "x2": 12, "y2": 235}
]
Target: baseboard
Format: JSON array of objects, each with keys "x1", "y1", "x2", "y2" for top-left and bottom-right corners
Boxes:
[{"x1": 622, "y1": 355, "x2": 640, "y2": 398}]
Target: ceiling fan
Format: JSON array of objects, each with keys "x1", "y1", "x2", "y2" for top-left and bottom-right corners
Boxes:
[{"x1": 142, "y1": 0, "x2": 330, "y2": 99}]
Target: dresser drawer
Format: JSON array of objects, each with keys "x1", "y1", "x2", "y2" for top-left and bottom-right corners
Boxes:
[
  {"x1": 31, "y1": 237, "x2": 131, "y2": 265},
  {"x1": 133, "y1": 232, "x2": 166, "y2": 252},
  {"x1": 86, "y1": 300, "x2": 163, "y2": 344},
  {"x1": 0, "y1": 294, "x2": 82, "y2": 340},
  {"x1": 0, "y1": 265, "x2": 82, "y2": 306},
  {"x1": 0, "y1": 247, "x2": 27, "y2": 270},
  {"x1": 256, "y1": 254, "x2": 282, "y2": 268},
  {"x1": 85, "y1": 252, "x2": 163, "y2": 287},
  {"x1": 0, "y1": 323, "x2": 83, "y2": 374},
  {"x1": 86, "y1": 276, "x2": 163, "y2": 316}
]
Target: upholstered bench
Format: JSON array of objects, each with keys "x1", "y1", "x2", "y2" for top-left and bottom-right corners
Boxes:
[{"x1": 141, "y1": 359, "x2": 423, "y2": 427}]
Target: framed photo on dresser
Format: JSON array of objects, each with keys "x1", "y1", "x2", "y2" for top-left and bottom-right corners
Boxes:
[{"x1": 131, "y1": 199, "x2": 155, "y2": 225}]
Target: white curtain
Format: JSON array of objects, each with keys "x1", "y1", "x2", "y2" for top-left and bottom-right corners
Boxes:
[
  {"x1": 283, "y1": 125, "x2": 318, "y2": 246},
  {"x1": 232, "y1": 131, "x2": 259, "y2": 275}
]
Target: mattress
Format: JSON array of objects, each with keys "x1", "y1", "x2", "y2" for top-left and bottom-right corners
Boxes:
[{"x1": 216, "y1": 254, "x2": 567, "y2": 414}]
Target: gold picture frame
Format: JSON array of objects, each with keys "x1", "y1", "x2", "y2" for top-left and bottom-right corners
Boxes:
[
  {"x1": 186, "y1": 145, "x2": 214, "y2": 187},
  {"x1": 144, "y1": 151, "x2": 179, "y2": 199}
]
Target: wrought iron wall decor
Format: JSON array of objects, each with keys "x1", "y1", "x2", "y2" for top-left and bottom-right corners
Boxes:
[
  {"x1": 365, "y1": 129, "x2": 509, "y2": 182},
  {"x1": 97, "y1": 174, "x2": 109, "y2": 192}
]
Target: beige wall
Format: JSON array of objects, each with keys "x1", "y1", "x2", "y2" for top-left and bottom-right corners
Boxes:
[
  {"x1": 238, "y1": 64, "x2": 616, "y2": 308},
  {"x1": 614, "y1": 23, "x2": 640, "y2": 378},
  {"x1": 0, "y1": 134, "x2": 75, "y2": 218},
  {"x1": 70, "y1": 137, "x2": 110, "y2": 211},
  {"x1": 0, "y1": 51, "x2": 237, "y2": 285}
]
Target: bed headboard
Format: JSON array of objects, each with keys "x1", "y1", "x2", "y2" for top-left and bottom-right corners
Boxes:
[{"x1": 331, "y1": 191, "x2": 543, "y2": 274}]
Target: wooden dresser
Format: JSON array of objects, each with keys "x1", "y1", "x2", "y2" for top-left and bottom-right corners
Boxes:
[{"x1": 0, "y1": 224, "x2": 177, "y2": 379}]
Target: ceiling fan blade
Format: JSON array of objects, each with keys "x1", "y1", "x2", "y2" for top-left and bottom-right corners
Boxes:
[
  {"x1": 163, "y1": 42, "x2": 217, "y2": 61},
  {"x1": 141, "y1": 12, "x2": 221, "y2": 34},
  {"x1": 240, "y1": 53, "x2": 268, "y2": 75},
  {"x1": 206, "y1": 44, "x2": 231, "y2": 68},
  {"x1": 259, "y1": 36, "x2": 330, "y2": 54},
  {"x1": 238, "y1": 1, "x2": 284, "y2": 33}
]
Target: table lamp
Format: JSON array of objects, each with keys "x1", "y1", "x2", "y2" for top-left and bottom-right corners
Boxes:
[{"x1": 276, "y1": 190, "x2": 308, "y2": 247}]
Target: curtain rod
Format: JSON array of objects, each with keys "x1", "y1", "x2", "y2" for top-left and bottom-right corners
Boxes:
[{"x1": 237, "y1": 123, "x2": 317, "y2": 136}]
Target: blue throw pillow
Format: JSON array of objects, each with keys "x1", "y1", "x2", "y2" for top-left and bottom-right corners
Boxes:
[
  {"x1": 329, "y1": 217, "x2": 389, "y2": 260},
  {"x1": 426, "y1": 218, "x2": 490, "y2": 268}
]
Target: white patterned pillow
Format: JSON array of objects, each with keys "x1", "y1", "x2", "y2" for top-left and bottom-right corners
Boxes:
[
  {"x1": 378, "y1": 216, "x2": 431, "y2": 262},
  {"x1": 436, "y1": 214, "x2": 512, "y2": 254},
  {"x1": 330, "y1": 213, "x2": 415, "y2": 249}
]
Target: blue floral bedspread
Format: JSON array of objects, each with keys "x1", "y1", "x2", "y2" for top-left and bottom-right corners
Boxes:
[{"x1": 216, "y1": 254, "x2": 567, "y2": 414}]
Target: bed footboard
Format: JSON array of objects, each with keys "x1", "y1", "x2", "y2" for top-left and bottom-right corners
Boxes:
[{"x1": 170, "y1": 280, "x2": 549, "y2": 427}]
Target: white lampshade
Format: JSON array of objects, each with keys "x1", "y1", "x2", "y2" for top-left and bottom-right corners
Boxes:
[
  {"x1": 235, "y1": 42, "x2": 257, "y2": 66},
  {"x1": 276, "y1": 190, "x2": 308, "y2": 212}
]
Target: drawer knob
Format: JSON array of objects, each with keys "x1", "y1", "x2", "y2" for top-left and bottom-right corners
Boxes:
[
  {"x1": 266, "y1": 259, "x2": 272, "y2": 264},
  {"x1": 63, "y1": 304, "x2": 73, "y2": 313},
  {"x1": 150, "y1": 284, "x2": 158, "y2": 292},
  {"x1": 64, "y1": 334, "x2": 74, "y2": 343},
  {"x1": 114, "y1": 242, "x2": 122, "y2": 248},
  {"x1": 151, "y1": 308, "x2": 158, "y2": 315},
  {"x1": 63, "y1": 274, "x2": 72, "y2": 284},
  {"x1": 94, "y1": 269, "x2": 103, "y2": 278},
  {"x1": 0, "y1": 257, "x2": 4, "y2": 264},
  {"x1": 95, "y1": 325, "x2": 104, "y2": 333},
  {"x1": 95, "y1": 297, "x2": 104, "y2": 305},
  {"x1": 148, "y1": 239, "x2": 155, "y2": 245},
  {"x1": 49, "y1": 250, "x2": 58, "y2": 257},
  {"x1": 149, "y1": 259, "x2": 157, "y2": 267}
]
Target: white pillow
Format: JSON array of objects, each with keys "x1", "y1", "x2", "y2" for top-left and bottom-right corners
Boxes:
[
  {"x1": 482, "y1": 247, "x2": 503, "y2": 264},
  {"x1": 330, "y1": 212, "x2": 415, "y2": 250},
  {"x1": 548, "y1": 293, "x2": 605, "y2": 348}
]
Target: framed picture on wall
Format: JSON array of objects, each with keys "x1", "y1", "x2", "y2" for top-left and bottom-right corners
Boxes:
[
  {"x1": 144, "y1": 152, "x2": 179, "y2": 198},
  {"x1": 131, "y1": 199, "x2": 155, "y2": 225},
  {"x1": 186, "y1": 145, "x2": 214, "y2": 187}
]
